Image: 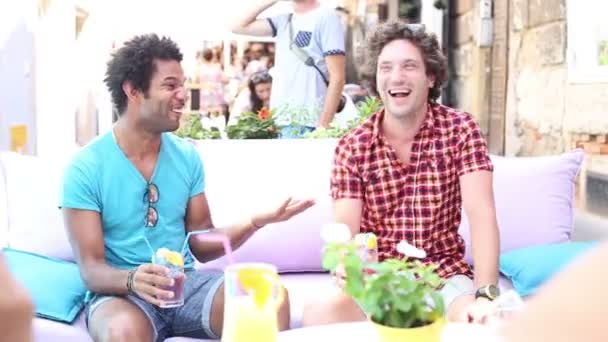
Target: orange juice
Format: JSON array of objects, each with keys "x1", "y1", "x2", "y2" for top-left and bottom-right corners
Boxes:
[
  {"x1": 221, "y1": 263, "x2": 283, "y2": 342},
  {"x1": 222, "y1": 296, "x2": 278, "y2": 342}
]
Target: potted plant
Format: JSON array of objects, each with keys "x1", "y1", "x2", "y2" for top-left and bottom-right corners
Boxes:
[
  {"x1": 322, "y1": 227, "x2": 446, "y2": 342},
  {"x1": 304, "y1": 96, "x2": 383, "y2": 139},
  {"x1": 174, "y1": 112, "x2": 221, "y2": 140},
  {"x1": 226, "y1": 108, "x2": 279, "y2": 139}
]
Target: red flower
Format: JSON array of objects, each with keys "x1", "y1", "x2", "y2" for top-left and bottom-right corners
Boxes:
[
  {"x1": 258, "y1": 107, "x2": 271, "y2": 120},
  {"x1": 363, "y1": 268, "x2": 377, "y2": 275}
]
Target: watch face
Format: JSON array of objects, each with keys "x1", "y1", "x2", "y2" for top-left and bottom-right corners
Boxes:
[
  {"x1": 477, "y1": 285, "x2": 500, "y2": 300},
  {"x1": 487, "y1": 285, "x2": 500, "y2": 299}
]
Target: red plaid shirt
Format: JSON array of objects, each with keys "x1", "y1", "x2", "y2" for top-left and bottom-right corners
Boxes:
[{"x1": 330, "y1": 103, "x2": 493, "y2": 279}]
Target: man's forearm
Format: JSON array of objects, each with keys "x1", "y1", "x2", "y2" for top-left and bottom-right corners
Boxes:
[
  {"x1": 82, "y1": 262, "x2": 130, "y2": 295},
  {"x1": 319, "y1": 78, "x2": 345, "y2": 127},
  {"x1": 470, "y1": 220, "x2": 500, "y2": 287},
  {"x1": 190, "y1": 220, "x2": 259, "y2": 263},
  {"x1": 232, "y1": 0, "x2": 277, "y2": 32}
]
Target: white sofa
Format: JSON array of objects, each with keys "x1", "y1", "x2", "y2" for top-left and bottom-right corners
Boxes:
[{"x1": 0, "y1": 139, "x2": 605, "y2": 341}]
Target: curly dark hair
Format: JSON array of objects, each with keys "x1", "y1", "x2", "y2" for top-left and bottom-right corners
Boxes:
[
  {"x1": 104, "y1": 34, "x2": 183, "y2": 115},
  {"x1": 361, "y1": 21, "x2": 447, "y2": 102}
]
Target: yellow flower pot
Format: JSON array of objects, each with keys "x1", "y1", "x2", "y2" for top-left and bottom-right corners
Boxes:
[{"x1": 371, "y1": 318, "x2": 446, "y2": 342}]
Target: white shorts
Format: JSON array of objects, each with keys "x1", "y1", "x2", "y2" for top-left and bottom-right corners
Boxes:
[{"x1": 439, "y1": 274, "x2": 476, "y2": 309}]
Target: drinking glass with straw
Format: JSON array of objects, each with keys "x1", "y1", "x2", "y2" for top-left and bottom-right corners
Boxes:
[{"x1": 142, "y1": 229, "x2": 235, "y2": 308}]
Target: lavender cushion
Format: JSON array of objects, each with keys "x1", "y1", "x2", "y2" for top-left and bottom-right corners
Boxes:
[
  {"x1": 198, "y1": 196, "x2": 333, "y2": 273},
  {"x1": 459, "y1": 149, "x2": 585, "y2": 265},
  {"x1": 33, "y1": 316, "x2": 92, "y2": 342}
]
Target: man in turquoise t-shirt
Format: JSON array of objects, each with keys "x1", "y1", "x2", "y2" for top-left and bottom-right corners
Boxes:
[{"x1": 60, "y1": 34, "x2": 314, "y2": 342}]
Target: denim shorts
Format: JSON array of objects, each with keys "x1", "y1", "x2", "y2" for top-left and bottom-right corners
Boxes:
[{"x1": 86, "y1": 270, "x2": 224, "y2": 342}]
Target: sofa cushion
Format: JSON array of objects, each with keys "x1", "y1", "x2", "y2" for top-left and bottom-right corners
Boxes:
[
  {"x1": 459, "y1": 149, "x2": 585, "y2": 264},
  {"x1": 280, "y1": 273, "x2": 334, "y2": 329},
  {"x1": 198, "y1": 198, "x2": 332, "y2": 273},
  {"x1": 33, "y1": 315, "x2": 92, "y2": 342},
  {"x1": 197, "y1": 140, "x2": 335, "y2": 273},
  {"x1": 0, "y1": 152, "x2": 73, "y2": 260},
  {"x1": 0, "y1": 157, "x2": 8, "y2": 247},
  {"x1": 499, "y1": 241, "x2": 597, "y2": 297},
  {"x1": 3, "y1": 248, "x2": 88, "y2": 323}
]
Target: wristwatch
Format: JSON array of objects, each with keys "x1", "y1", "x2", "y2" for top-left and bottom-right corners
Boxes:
[{"x1": 475, "y1": 284, "x2": 500, "y2": 301}]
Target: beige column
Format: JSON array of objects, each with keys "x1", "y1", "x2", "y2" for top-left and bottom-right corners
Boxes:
[{"x1": 387, "y1": 0, "x2": 399, "y2": 21}]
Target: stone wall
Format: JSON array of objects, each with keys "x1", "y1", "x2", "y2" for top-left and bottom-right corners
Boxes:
[
  {"x1": 452, "y1": 0, "x2": 608, "y2": 157},
  {"x1": 450, "y1": 0, "x2": 489, "y2": 131},
  {"x1": 507, "y1": 0, "x2": 608, "y2": 156}
]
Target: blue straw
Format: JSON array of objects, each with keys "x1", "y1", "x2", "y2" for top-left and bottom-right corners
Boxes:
[
  {"x1": 143, "y1": 236, "x2": 155, "y2": 262},
  {"x1": 181, "y1": 229, "x2": 235, "y2": 265},
  {"x1": 181, "y1": 229, "x2": 211, "y2": 259}
]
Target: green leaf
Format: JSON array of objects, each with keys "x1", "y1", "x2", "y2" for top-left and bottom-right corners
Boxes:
[
  {"x1": 393, "y1": 296, "x2": 413, "y2": 312},
  {"x1": 429, "y1": 291, "x2": 445, "y2": 316},
  {"x1": 322, "y1": 251, "x2": 339, "y2": 271},
  {"x1": 386, "y1": 309, "x2": 403, "y2": 328}
]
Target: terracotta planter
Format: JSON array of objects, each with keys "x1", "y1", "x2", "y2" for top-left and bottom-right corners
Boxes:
[{"x1": 371, "y1": 318, "x2": 446, "y2": 342}]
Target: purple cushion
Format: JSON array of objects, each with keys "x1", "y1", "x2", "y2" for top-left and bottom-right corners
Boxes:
[
  {"x1": 33, "y1": 315, "x2": 91, "y2": 342},
  {"x1": 459, "y1": 149, "x2": 585, "y2": 264},
  {"x1": 198, "y1": 196, "x2": 333, "y2": 273}
]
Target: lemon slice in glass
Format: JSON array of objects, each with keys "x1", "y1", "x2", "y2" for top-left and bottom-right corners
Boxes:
[
  {"x1": 166, "y1": 251, "x2": 184, "y2": 267},
  {"x1": 366, "y1": 234, "x2": 377, "y2": 249},
  {"x1": 355, "y1": 233, "x2": 377, "y2": 250},
  {"x1": 237, "y1": 268, "x2": 275, "y2": 309}
]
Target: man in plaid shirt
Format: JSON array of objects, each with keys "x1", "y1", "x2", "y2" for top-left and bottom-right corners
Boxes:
[{"x1": 303, "y1": 21, "x2": 500, "y2": 325}]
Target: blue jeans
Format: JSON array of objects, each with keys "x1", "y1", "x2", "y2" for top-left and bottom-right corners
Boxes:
[
  {"x1": 86, "y1": 270, "x2": 224, "y2": 342},
  {"x1": 279, "y1": 125, "x2": 315, "y2": 139}
]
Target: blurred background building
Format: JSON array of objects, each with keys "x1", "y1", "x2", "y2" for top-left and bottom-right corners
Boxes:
[{"x1": 1, "y1": 0, "x2": 606, "y2": 215}]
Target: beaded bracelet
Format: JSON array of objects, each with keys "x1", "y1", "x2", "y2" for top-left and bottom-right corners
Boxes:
[{"x1": 126, "y1": 267, "x2": 137, "y2": 294}]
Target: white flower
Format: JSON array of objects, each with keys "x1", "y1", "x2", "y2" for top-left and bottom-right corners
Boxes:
[
  {"x1": 320, "y1": 223, "x2": 352, "y2": 243},
  {"x1": 396, "y1": 241, "x2": 427, "y2": 259}
]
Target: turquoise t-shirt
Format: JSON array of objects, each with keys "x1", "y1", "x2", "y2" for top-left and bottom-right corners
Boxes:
[{"x1": 60, "y1": 131, "x2": 204, "y2": 270}]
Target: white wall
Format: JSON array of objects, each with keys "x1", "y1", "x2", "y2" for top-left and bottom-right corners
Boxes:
[
  {"x1": 0, "y1": 0, "x2": 38, "y2": 154},
  {"x1": 35, "y1": 0, "x2": 77, "y2": 159},
  {"x1": 0, "y1": 0, "x2": 79, "y2": 158}
]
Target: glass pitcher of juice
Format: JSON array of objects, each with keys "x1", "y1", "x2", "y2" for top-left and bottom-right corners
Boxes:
[{"x1": 221, "y1": 263, "x2": 284, "y2": 342}]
